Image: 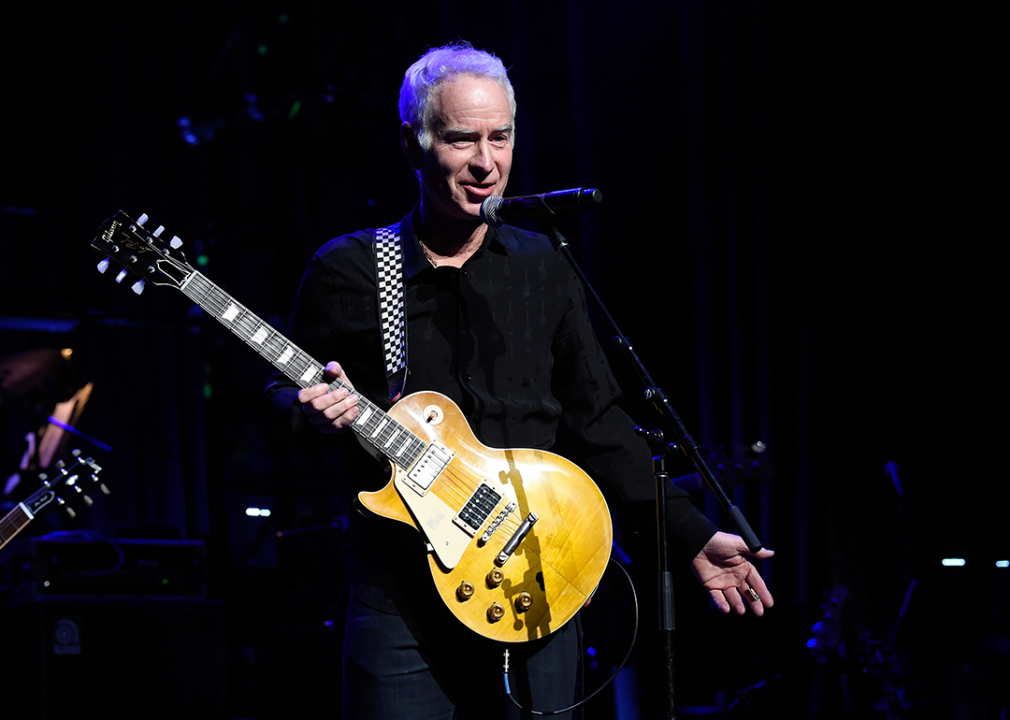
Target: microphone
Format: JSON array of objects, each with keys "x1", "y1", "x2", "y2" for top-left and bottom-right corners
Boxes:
[{"x1": 480, "y1": 188, "x2": 603, "y2": 226}]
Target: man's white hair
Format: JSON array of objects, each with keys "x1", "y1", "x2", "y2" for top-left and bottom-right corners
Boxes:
[{"x1": 399, "y1": 42, "x2": 516, "y2": 150}]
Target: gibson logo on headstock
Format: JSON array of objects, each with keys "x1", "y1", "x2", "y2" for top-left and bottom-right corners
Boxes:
[{"x1": 101, "y1": 219, "x2": 121, "y2": 243}]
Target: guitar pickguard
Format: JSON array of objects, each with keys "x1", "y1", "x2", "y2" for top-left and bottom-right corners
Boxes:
[{"x1": 391, "y1": 402, "x2": 519, "y2": 570}]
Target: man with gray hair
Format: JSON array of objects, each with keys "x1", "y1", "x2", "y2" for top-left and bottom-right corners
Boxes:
[{"x1": 266, "y1": 41, "x2": 773, "y2": 719}]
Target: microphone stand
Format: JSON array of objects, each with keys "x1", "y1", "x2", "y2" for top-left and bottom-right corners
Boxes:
[{"x1": 546, "y1": 224, "x2": 765, "y2": 719}]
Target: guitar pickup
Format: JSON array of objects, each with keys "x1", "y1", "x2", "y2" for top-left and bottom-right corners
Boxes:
[
  {"x1": 403, "y1": 442, "x2": 454, "y2": 496},
  {"x1": 453, "y1": 482, "x2": 504, "y2": 537}
]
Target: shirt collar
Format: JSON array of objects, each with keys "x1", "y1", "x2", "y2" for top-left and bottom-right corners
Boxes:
[{"x1": 398, "y1": 203, "x2": 519, "y2": 280}]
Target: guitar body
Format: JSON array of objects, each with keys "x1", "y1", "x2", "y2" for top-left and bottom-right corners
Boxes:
[{"x1": 359, "y1": 391, "x2": 613, "y2": 643}]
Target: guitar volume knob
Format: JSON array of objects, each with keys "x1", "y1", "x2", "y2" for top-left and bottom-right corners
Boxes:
[
  {"x1": 515, "y1": 592, "x2": 533, "y2": 613},
  {"x1": 487, "y1": 603, "x2": 505, "y2": 623},
  {"x1": 486, "y1": 569, "x2": 504, "y2": 588},
  {"x1": 456, "y1": 581, "x2": 475, "y2": 601}
]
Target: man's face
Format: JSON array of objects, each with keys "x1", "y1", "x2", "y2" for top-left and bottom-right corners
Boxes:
[{"x1": 414, "y1": 74, "x2": 513, "y2": 224}]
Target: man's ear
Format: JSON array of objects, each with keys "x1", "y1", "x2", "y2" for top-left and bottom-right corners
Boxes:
[{"x1": 401, "y1": 123, "x2": 423, "y2": 171}]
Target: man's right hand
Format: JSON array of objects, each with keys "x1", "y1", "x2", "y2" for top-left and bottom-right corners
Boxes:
[{"x1": 297, "y1": 361, "x2": 359, "y2": 434}]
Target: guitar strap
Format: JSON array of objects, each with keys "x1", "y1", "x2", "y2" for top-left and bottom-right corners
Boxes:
[{"x1": 374, "y1": 224, "x2": 407, "y2": 402}]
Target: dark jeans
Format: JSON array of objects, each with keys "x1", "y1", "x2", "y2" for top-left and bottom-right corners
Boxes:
[{"x1": 342, "y1": 589, "x2": 580, "y2": 720}]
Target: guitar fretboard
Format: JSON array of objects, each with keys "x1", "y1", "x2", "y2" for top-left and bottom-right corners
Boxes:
[
  {"x1": 0, "y1": 505, "x2": 30, "y2": 547},
  {"x1": 180, "y1": 272, "x2": 426, "y2": 469}
]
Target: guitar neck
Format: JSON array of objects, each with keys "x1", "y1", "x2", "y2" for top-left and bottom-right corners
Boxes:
[
  {"x1": 178, "y1": 272, "x2": 426, "y2": 468},
  {"x1": 0, "y1": 504, "x2": 32, "y2": 550}
]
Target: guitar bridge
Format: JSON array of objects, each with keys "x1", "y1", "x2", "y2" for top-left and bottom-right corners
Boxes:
[
  {"x1": 453, "y1": 483, "x2": 505, "y2": 537},
  {"x1": 478, "y1": 500, "x2": 517, "y2": 545}
]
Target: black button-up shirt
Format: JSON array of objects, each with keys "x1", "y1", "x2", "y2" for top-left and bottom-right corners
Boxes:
[{"x1": 265, "y1": 206, "x2": 716, "y2": 613}]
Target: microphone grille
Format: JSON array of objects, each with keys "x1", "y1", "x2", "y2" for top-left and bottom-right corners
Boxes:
[{"x1": 480, "y1": 196, "x2": 504, "y2": 227}]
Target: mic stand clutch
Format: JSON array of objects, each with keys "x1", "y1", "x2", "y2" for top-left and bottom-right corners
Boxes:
[{"x1": 546, "y1": 224, "x2": 765, "y2": 719}]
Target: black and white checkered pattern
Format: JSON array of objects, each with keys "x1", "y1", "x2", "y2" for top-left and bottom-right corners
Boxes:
[{"x1": 374, "y1": 224, "x2": 407, "y2": 401}]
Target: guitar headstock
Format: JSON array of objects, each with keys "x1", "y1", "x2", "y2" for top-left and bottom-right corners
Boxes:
[
  {"x1": 24, "y1": 449, "x2": 109, "y2": 520},
  {"x1": 91, "y1": 211, "x2": 194, "y2": 295}
]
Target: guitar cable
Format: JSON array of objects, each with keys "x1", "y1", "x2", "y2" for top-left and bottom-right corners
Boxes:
[{"x1": 502, "y1": 557, "x2": 639, "y2": 716}]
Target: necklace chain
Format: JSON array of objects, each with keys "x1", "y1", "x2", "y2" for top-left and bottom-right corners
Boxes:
[{"x1": 420, "y1": 241, "x2": 438, "y2": 268}]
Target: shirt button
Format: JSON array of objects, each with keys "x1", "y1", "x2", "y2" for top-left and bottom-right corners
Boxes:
[{"x1": 463, "y1": 373, "x2": 472, "y2": 382}]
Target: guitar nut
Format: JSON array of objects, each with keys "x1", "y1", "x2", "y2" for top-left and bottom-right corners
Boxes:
[
  {"x1": 486, "y1": 569, "x2": 504, "y2": 588},
  {"x1": 457, "y1": 581, "x2": 475, "y2": 601},
  {"x1": 515, "y1": 592, "x2": 533, "y2": 612},
  {"x1": 487, "y1": 603, "x2": 505, "y2": 622}
]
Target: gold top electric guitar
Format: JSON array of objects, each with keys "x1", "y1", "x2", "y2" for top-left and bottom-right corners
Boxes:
[{"x1": 90, "y1": 211, "x2": 613, "y2": 643}]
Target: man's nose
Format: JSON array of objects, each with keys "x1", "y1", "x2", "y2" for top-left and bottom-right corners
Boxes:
[{"x1": 469, "y1": 141, "x2": 494, "y2": 174}]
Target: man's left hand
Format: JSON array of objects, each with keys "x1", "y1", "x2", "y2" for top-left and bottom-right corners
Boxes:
[{"x1": 690, "y1": 531, "x2": 774, "y2": 616}]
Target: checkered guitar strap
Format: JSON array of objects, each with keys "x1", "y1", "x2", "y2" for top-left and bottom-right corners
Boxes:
[{"x1": 374, "y1": 224, "x2": 408, "y2": 402}]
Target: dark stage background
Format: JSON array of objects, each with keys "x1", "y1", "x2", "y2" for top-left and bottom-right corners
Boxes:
[{"x1": 1, "y1": 2, "x2": 1002, "y2": 718}]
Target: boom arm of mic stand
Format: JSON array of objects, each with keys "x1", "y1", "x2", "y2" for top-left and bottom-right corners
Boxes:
[{"x1": 548, "y1": 226, "x2": 764, "y2": 553}]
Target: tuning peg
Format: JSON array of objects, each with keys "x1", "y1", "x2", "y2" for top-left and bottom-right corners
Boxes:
[
  {"x1": 72, "y1": 449, "x2": 81, "y2": 458},
  {"x1": 116, "y1": 269, "x2": 128, "y2": 284},
  {"x1": 56, "y1": 459, "x2": 66, "y2": 470},
  {"x1": 56, "y1": 496, "x2": 76, "y2": 518},
  {"x1": 170, "y1": 236, "x2": 183, "y2": 249},
  {"x1": 137, "y1": 213, "x2": 149, "y2": 226},
  {"x1": 131, "y1": 278, "x2": 146, "y2": 295},
  {"x1": 83, "y1": 494, "x2": 94, "y2": 506},
  {"x1": 153, "y1": 225, "x2": 165, "y2": 237},
  {"x1": 99, "y1": 483, "x2": 111, "y2": 495},
  {"x1": 98, "y1": 257, "x2": 111, "y2": 274}
]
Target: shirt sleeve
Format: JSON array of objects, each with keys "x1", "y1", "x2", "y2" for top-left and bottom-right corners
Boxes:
[
  {"x1": 263, "y1": 254, "x2": 339, "y2": 437},
  {"x1": 548, "y1": 259, "x2": 718, "y2": 559}
]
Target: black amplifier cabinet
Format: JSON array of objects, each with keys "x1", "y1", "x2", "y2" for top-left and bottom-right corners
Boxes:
[
  {"x1": 0, "y1": 536, "x2": 207, "y2": 602},
  {"x1": 0, "y1": 537, "x2": 225, "y2": 719}
]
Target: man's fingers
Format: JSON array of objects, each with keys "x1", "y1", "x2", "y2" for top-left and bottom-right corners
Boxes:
[
  {"x1": 709, "y1": 590, "x2": 730, "y2": 614},
  {"x1": 710, "y1": 587, "x2": 748, "y2": 615},
  {"x1": 726, "y1": 587, "x2": 747, "y2": 615},
  {"x1": 323, "y1": 361, "x2": 354, "y2": 388},
  {"x1": 297, "y1": 382, "x2": 331, "y2": 405},
  {"x1": 298, "y1": 384, "x2": 360, "y2": 433},
  {"x1": 319, "y1": 391, "x2": 359, "y2": 422},
  {"x1": 741, "y1": 564, "x2": 774, "y2": 608}
]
